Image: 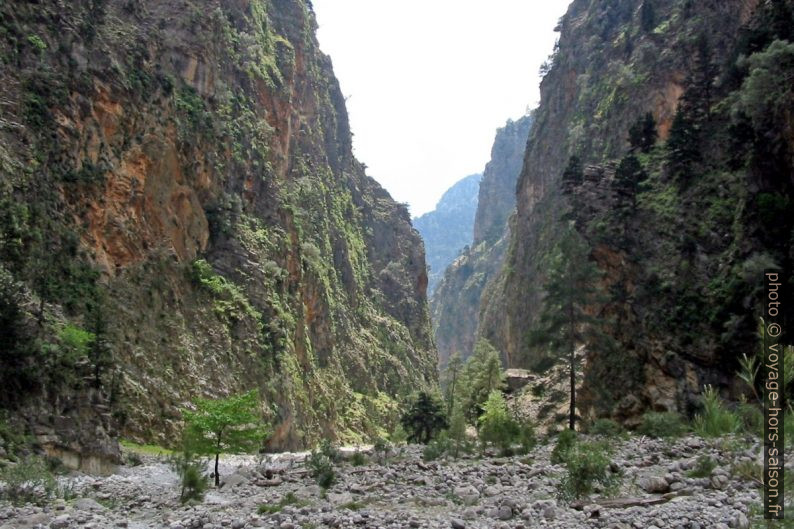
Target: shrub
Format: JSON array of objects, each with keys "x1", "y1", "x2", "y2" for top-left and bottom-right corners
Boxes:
[
  {"x1": 557, "y1": 441, "x2": 620, "y2": 502},
  {"x1": 736, "y1": 401, "x2": 763, "y2": 437},
  {"x1": 731, "y1": 459, "x2": 762, "y2": 486},
  {"x1": 637, "y1": 412, "x2": 687, "y2": 438},
  {"x1": 258, "y1": 503, "x2": 281, "y2": 514},
  {"x1": 693, "y1": 386, "x2": 741, "y2": 438},
  {"x1": 306, "y1": 448, "x2": 336, "y2": 489},
  {"x1": 169, "y1": 451, "x2": 209, "y2": 504},
  {"x1": 0, "y1": 456, "x2": 57, "y2": 505},
  {"x1": 422, "y1": 432, "x2": 452, "y2": 461},
  {"x1": 389, "y1": 424, "x2": 408, "y2": 445},
  {"x1": 589, "y1": 418, "x2": 623, "y2": 437},
  {"x1": 317, "y1": 439, "x2": 341, "y2": 463},
  {"x1": 517, "y1": 422, "x2": 537, "y2": 454},
  {"x1": 477, "y1": 391, "x2": 519, "y2": 454},
  {"x1": 0, "y1": 413, "x2": 28, "y2": 459},
  {"x1": 125, "y1": 452, "x2": 143, "y2": 467},
  {"x1": 257, "y1": 491, "x2": 306, "y2": 514},
  {"x1": 349, "y1": 452, "x2": 368, "y2": 466},
  {"x1": 551, "y1": 429, "x2": 578, "y2": 465},
  {"x1": 687, "y1": 455, "x2": 716, "y2": 478},
  {"x1": 373, "y1": 437, "x2": 390, "y2": 463},
  {"x1": 786, "y1": 408, "x2": 794, "y2": 449}
]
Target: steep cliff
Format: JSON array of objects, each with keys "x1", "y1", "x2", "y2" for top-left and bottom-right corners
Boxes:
[
  {"x1": 413, "y1": 173, "x2": 481, "y2": 295},
  {"x1": 479, "y1": 0, "x2": 793, "y2": 424},
  {"x1": 431, "y1": 116, "x2": 532, "y2": 367},
  {"x1": 0, "y1": 0, "x2": 436, "y2": 466}
]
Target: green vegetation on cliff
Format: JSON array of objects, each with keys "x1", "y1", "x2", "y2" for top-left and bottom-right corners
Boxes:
[
  {"x1": 479, "y1": 0, "x2": 794, "y2": 425},
  {"x1": 0, "y1": 0, "x2": 436, "y2": 462}
]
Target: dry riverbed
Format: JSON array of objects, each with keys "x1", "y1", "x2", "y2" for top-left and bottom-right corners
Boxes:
[{"x1": 0, "y1": 435, "x2": 767, "y2": 529}]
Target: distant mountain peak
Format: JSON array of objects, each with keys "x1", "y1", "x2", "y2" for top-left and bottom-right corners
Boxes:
[{"x1": 413, "y1": 173, "x2": 482, "y2": 295}]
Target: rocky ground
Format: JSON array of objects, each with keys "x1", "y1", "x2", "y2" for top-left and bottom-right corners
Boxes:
[{"x1": 0, "y1": 435, "x2": 769, "y2": 529}]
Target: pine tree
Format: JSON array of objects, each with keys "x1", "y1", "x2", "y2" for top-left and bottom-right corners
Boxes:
[
  {"x1": 400, "y1": 392, "x2": 448, "y2": 444},
  {"x1": 613, "y1": 153, "x2": 647, "y2": 211},
  {"x1": 666, "y1": 107, "x2": 700, "y2": 180},
  {"x1": 640, "y1": 1, "x2": 655, "y2": 33},
  {"x1": 459, "y1": 339, "x2": 505, "y2": 423},
  {"x1": 612, "y1": 153, "x2": 647, "y2": 244},
  {"x1": 561, "y1": 155, "x2": 584, "y2": 194},
  {"x1": 627, "y1": 113, "x2": 658, "y2": 153},
  {"x1": 529, "y1": 227, "x2": 612, "y2": 430},
  {"x1": 442, "y1": 351, "x2": 464, "y2": 417},
  {"x1": 683, "y1": 32, "x2": 718, "y2": 120}
]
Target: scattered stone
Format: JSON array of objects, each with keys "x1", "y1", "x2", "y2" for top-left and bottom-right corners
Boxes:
[
  {"x1": 221, "y1": 473, "x2": 248, "y2": 489},
  {"x1": 74, "y1": 498, "x2": 107, "y2": 511},
  {"x1": 711, "y1": 473, "x2": 731, "y2": 490},
  {"x1": 639, "y1": 476, "x2": 670, "y2": 493},
  {"x1": 50, "y1": 515, "x2": 71, "y2": 529}
]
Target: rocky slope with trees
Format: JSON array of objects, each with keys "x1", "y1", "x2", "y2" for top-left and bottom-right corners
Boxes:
[
  {"x1": 478, "y1": 0, "x2": 794, "y2": 426},
  {"x1": 0, "y1": 0, "x2": 437, "y2": 467},
  {"x1": 432, "y1": 116, "x2": 532, "y2": 367}
]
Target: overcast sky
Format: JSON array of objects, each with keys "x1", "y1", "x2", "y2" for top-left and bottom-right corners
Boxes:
[{"x1": 311, "y1": 1, "x2": 571, "y2": 216}]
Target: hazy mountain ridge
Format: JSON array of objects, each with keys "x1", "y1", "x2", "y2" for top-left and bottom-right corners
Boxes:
[
  {"x1": 431, "y1": 115, "x2": 532, "y2": 367},
  {"x1": 413, "y1": 173, "x2": 481, "y2": 295}
]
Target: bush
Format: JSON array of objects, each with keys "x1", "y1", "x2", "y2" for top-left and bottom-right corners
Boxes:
[
  {"x1": 478, "y1": 391, "x2": 519, "y2": 454},
  {"x1": 400, "y1": 392, "x2": 448, "y2": 444},
  {"x1": 557, "y1": 442, "x2": 620, "y2": 502},
  {"x1": 389, "y1": 424, "x2": 408, "y2": 445},
  {"x1": 257, "y1": 491, "x2": 307, "y2": 514},
  {"x1": 687, "y1": 455, "x2": 716, "y2": 478},
  {"x1": 476, "y1": 390, "x2": 536, "y2": 456},
  {"x1": 517, "y1": 422, "x2": 537, "y2": 454},
  {"x1": 551, "y1": 429, "x2": 578, "y2": 465},
  {"x1": 693, "y1": 386, "x2": 741, "y2": 438},
  {"x1": 169, "y1": 451, "x2": 208, "y2": 504},
  {"x1": 0, "y1": 456, "x2": 57, "y2": 505},
  {"x1": 422, "y1": 432, "x2": 453, "y2": 461},
  {"x1": 307, "y1": 447, "x2": 336, "y2": 489},
  {"x1": 736, "y1": 402, "x2": 763, "y2": 437},
  {"x1": 637, "y1": 412, "x2": 687, "y2": 438},
  {"x1": 589, "y1": 418, "x2": 623, "y2": 437},
  {"x1": 349, "y1": 452, "x2": 368, "y2": 466},
  {"x1": 317, "y1": 439, "x2": 341, "y2": 463},
  {"x1": 373, "y1": 437, "x2": 391, "y2": 463}
]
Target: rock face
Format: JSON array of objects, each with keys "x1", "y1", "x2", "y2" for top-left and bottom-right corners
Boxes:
[
  {"x1": 0, "y1": 0, "x2": 436, "y2": 459},
  {"x1": 478, "y1": 0, "x2": 794, "y2": 423},
  {"x1": 413, "y1": 173, "x2": 481, "y2": 295},
  {"x1": 431, "y1": 116, "x2": 531, "y2": 366}
]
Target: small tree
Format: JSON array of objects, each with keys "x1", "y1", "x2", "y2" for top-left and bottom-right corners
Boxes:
[
  {"x1": 478, "y1": 390, "x2": 519, "y2": 454},
  {"x1": 442, "y1": 351, "x2": 464, "y2": 417},
  {"x1": 169, "y1": 448, "x2": 209, "y2": 503},
  {"x1": 183, "y1": 390, "x2": 268, "y2": 487},
  {"x1": 561, "y1": 155, "x2": 584, "y2": 194},
  {"x1": 460, "y1": 339, "x2": 505, "y2": 423},
  {"x1": 529, "y1": 227, "x2": 612, "y2": 430},
  {"x1": 612, "y1": 152, "x2": 648, "y2": 243},
  {"x1": 666, "y1": 108, "x2": 700, "y2": 180},
  {"x1": 640, "y1": 1, "x2": 655, "y2": 32},
  {"x1": 400, "y1": 392, "x2": 448, "y2": 444},
  {"x1": 627, "y1": 112, "x2": 657, "y2": 153}
]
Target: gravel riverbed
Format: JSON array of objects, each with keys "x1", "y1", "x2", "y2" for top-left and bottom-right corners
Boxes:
[{"x1": 0, "y1": 435, "x2": 768, "y2": 529}]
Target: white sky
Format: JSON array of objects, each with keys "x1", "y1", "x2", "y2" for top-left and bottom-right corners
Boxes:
[{"x1": 311, "y1": 1, "x2": 571, "y2": 216}]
